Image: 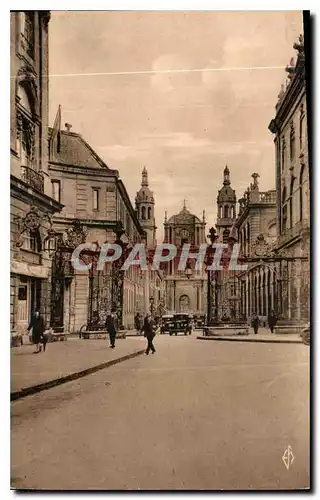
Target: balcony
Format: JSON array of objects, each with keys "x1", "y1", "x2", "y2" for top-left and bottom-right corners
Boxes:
[
  {"x1": 21, "y1": 166, "x2": 44, "y2": 193},
  {"x1": 258, "y1": 191, "x2": 276, "y2": 204}
]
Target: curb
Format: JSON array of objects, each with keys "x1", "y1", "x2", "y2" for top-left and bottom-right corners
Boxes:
[
  {"x1": 11, "y1": 349, "x2": 145, "y2": 402},
  {"x1": 197, "y1": 336, "x2": 303, "y2": 345}
]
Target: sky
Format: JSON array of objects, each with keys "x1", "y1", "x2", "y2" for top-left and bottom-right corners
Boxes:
[{"x1": 48, "y1": 10, "x2": 303, "y2": 241}]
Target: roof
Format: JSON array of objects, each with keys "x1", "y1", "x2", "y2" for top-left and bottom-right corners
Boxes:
[
  {"x1": 49, "y1": 128, "x2": 111, "y2": 170},
  {"x1": 217, "y1": 185, "x2": 236, "y2": 202},
  {"x1": 167, "y1": 206, "x2": 201, "y2": 225}
]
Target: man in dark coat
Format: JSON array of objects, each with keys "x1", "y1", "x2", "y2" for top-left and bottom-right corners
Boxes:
[
  {"x1": 251, "y1": 313, "x2": 260, "y2": 335},
  {"x1": 27, "y1": 309, "x2": 45, "y2": 353},
  {"x1": 134, "y1": 313, "x2": 141, "y2": 333},
  {"x1": 267, "y1": 310, "x2": 278, "y2": 334},
  {"x1": 141, "y1": 314, "x2": 156, "y2": 355},
  {"x1": 105, "y1": 309, "x2": 117, "y2": 348}
]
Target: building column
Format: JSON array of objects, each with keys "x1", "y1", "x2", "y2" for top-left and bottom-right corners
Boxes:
[
  {"x1": 287, "y1": 261, "x2": 292, "y2": 320},
  {"x1": 246, "y1": 273, "x2": 250, "y2": 320}
]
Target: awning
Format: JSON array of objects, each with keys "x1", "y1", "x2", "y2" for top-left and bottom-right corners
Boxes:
[{"x1": 10, "y1": 260, "x2": 50, "y2": 279}]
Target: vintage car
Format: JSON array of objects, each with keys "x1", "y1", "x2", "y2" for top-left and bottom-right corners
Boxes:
[
  {"x1": 193, "y1": 314, "x2": 206, "y2": 329},
  {"x1": 160, "y1": 314, "x2": 174, "y2": 334},
  {"x1": 169, "y1": 313, "x2": 192, "y2": 336}
]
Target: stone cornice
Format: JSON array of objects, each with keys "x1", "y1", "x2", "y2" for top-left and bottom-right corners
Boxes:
[
  {"x1": 49, "y1": 162, "x2": 118, "y2": 178},
  {"x1": 269, "y1": 70, "x2": 305, "y2": 134},
  {"x1": 10, "y1": 174, "x2": 63, "y2": 214}
]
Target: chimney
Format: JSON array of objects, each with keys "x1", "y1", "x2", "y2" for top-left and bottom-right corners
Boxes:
[{"x1": 65, "y1": 123, "x2": 72, "y2": 132}]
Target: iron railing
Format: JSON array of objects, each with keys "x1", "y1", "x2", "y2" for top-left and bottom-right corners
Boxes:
[{"x1": 21, "y1": 165, "x2": 44, "y2": 193}]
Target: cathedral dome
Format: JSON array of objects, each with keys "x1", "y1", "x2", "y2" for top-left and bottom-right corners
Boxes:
[{"x1": 167, "y1": 203, "x2": 201, "y2": 224}]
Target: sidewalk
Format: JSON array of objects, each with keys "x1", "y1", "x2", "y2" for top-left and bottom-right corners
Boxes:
[
  {"x1": 197, "y1": 329, "x2": 302, "y2": 344},
  {"x1": 11, "y1": 336, "x2": 146, "y2": 400}
]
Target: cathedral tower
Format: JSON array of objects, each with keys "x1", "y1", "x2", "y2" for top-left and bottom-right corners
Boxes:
[
  {"x1": 135, "y1": 167, "x2": 156, "y2": 247},
  {"x1": 216, "y1": 165, "x2": 237, "y2": 242}
]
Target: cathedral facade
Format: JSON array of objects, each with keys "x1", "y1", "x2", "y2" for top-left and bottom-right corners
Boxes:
[{"x1": 163, "y1": 202, "x2": 207, "y2": 315}]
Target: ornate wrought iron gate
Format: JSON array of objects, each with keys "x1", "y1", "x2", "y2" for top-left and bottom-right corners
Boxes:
[
  {"x1": 87, "y1": 257, "x2": 124, "y2": 330},
  {"x1": 50, "y1": 248, "x2": 74, "y2": 331},
  {"x1": 88, "y1": 260, "x2": 113, "y2": 329}
]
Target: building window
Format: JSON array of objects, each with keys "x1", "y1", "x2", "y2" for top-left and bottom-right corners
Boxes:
[
  {"x1": 282, "y1": 186, "x2": 287, "y2": 233},
  {"x1": 18, "y1": 113, "x2": 35, "y2": 167},
  {"x1": 23, "y1": 230, "x2": 41, "y2": 252},
  {"x1": 281, "y1": 137, "x2": 286, "y2": 171},
  {"x1": 141, "y1": 206, "x2": 146, "y2": 220},
  {"x1": 93, "y1": 189, "x2": 99, "y2": 211},
  {"x1": 52, "y1": 180, "x2": 61, "y2": 203},
  {"x1": 21, "y1": 11, "x2": 35, "y2": 59},
  {"x1": 299, "y1": 108, "x2": 305, "y2": 150},
  {"x1": 290, "y1": 126, "x2": 296, "y2": 162},
  {"x1": 224, "y1": 206, "x2": 229, "y2": 218},
  {"x1": 223, "y1": 229, "x2": 230, "y2": 244},
  {"x1": 148, "y1": 207, "x2": 151, "y2": 219},
  {"x1": 299, "y1": 165, "x2": 307, "y2": 221}
]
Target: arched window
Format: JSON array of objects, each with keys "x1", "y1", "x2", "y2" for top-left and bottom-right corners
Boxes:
[
  {"x1": 179, "y1": 295, "x2": 190, "y2": 312},
  {"x1": 147, "y1": 207, "x2": 151, "y2": 219},
  {"x1": 282, "y1": 186, "x2": 287, "y2": 233},
  {"x1": 141, "y1": 206, "x2": 146, "y2": 220},
  {"x1": 247, "y1": 223, "x2": 250, "y2": 255},
  {"x1": 224, "y1": 205, "x2": 229, "y2": 218}
]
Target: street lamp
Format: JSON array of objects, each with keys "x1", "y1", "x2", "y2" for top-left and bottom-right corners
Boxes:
[{"x1": 206, "y1": 226, "x2": 217, "y2": 326}]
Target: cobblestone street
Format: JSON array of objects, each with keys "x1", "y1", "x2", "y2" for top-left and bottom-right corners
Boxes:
[{"x1": 11, "y1": 335, "x2": 310, "y2": 490}]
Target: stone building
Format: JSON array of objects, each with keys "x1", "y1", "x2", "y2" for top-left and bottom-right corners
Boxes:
[
  {"x1": 10, "y1": 11, "x2": 63, "y2": 340},
  {"x1": 234, "y1": 174, "x2": 277, "y2": 322},
  {"x1": 163, "y1": 201, "x2": 207, "y2": 314},
  {"x1": 48, "y1": 117, "x2": 146, "y2": 332},
  {"x1": 268, "y1": 33, "x2": 310, "y2": 328}
]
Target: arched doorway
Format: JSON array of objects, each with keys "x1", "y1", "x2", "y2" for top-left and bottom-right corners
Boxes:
[{"x1": 179, "y1": 294, "x2": 190, "y2": 313}]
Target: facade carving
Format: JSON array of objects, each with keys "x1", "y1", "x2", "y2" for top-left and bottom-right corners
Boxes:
[{"x1": 163, "y1": 201, "x2": 207, "y2": 315}]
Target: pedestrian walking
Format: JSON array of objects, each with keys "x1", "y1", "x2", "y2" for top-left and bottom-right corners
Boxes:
[
  {"x1": 134, "y1": 313, "x2": 142, "y2": 333},
  {"x1": 27, "y1": 309, "x2": 45, "y2": 353},
  {"x1": 141, "y1": 314, "x2": 156, "y2": 355},
  {"x1": 251, "y1": 313, "x2": 260, "y2": 335},
  {"x1": 105, "y1": 309, "x2": 117, "y2": 348},
  {"x1": 267, "y1": 310, "x2": 278, "y2": 334}
]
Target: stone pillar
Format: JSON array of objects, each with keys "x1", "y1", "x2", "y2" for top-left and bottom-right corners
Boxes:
[
  {"x1": 287, "y1": 261, "x2": 292, "y2": 320},
  {"x1": 294, "y1": 259, "x2": 301, "y2": 320},
  {"x1": 247, "y1": 273, "x2": 250, "y2": 319}
]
